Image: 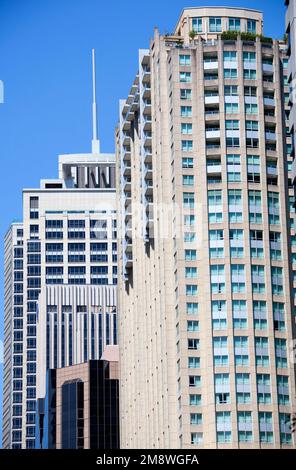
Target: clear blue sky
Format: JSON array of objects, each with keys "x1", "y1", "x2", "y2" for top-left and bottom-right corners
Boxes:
[{"x1": 0, "y1": 0, "x2": 285, "y2": 444}]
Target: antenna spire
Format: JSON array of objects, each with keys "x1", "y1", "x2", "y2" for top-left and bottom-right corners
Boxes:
[{"x1": 92, "y1": 48, "x2": 100, "y2": 154}]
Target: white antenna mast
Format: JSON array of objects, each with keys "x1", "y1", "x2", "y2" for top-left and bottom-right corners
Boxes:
[{"x1": 92, "y1": 48, "x2": 100, "y2": 154}]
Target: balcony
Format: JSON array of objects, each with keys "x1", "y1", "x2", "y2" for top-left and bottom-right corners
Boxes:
[
  {"x1": 125, "y1": 209, "x2": 132, "y2": 221},
  {"x1": 205, "y1": 108, "x2": 220, "y2": 120},
  {"x1": 144, "y1": 163, "x2": 153, "y2": 179},
  {"x1": 143, "y1": 100, "x2": 151, "y2": 115},
  {"x1": 206, "y1": 128, "x2": 220, "y2": 139},
  {"x1": 264, "y1": 97, "x2": 275, "y2": 107},
  {"x1": 123, "y1": 146, "x2": 131, "y2": 162},
  {"x1": 265, "y1": 131, "x2": 276, "y2": 141},
  {"x1": 144, "y1": 148, "x2": 152, "y2": 163},
  {"x1": 123, "y1": 132, "x2": 130, "y2": 146},
  {"x1": 203, "y1": 58, "x2": 218, "y2": 70},
  {"x1": 143, "y1": 83, "x2": 151, "y2": 99},
  {"x1": 125, "y1": 224, "x2": 132, "y2": 239},
  {"x1": 204, "y1": 73, "x2": 218, "y2": 83},
  {"x1": 267, "y1": 165, "x2": 278, "y2": 176},
  {"x1": 123, "y1": 176, "x2": 131, "y2": 192},
  {"x1": 143, "y1": 115, "x2": 152, "y2": 131},
  {"x1": 145, "y1": 195, "x2": 153, "y2": 212},
  {"x1": 124, "y1": 192, "x2": 131, "y2": 206},
  {"x1": 262, "y1": 62, "x2": 273, "y2": 73},
  {"x1": 207, "y1": 163, "x2": 222, "y2": 174},
  {"x1": 145, "y1": 179, "x2": 153, "y2": 195},
  {"x1": 205, "y1": 94, "x2": 219, "y2": 105},
  {"x1": 144, "y1": 132, "x2": 152, "y2": 147},
  {"x1": 125, "y1": 251, "x2": 133, "y2": 269},
  {"x1": 123, "y1": 162, "x2": 131, "y2": 176},
  {"x1": 122, "y1": 118, "x2": 131, "y2": 131},
  {"x1": 142, "y1": 65, "x2": 151, "y2": 84},
  {"x1": 246, "y1": 130, "x2": 259, "y2": 139}
]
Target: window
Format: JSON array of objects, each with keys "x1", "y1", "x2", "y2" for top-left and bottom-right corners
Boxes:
[
  {"x1": 189, "y1": 394, "x2": 201, "y2": 406},
  {"x1": 246, "y1": 120, "x2": 258, "y2": 131},
  {"x1": 29, "y1": 197, "x2": 39, "y2": 219},
  {"x1": 189, "y1": 375, "x2": 201, "y2": 387},
  {"x1": 188, "y1": 357, "x2": 200, "y2": 368},
  {"x1": 186, "y1": 285, "x2": 198, "y2": 296},
  {"x1": 257, "y1": 374, "x2": 271, "y2": 404},
  {"x1": 216, "y1": 412, "x2": 231, "y2": 443},
  {"x1": 192, "y1": 18, "x2": 202, "y2": 33},
  {"x1": 182, "y1": 157, "x2": 194, "y2": 169},
  {"x1": 190, "y1": 413, "x2": 202, "y2": 425},
  {"x1": 226, "y1": 120, "x2": 239, "y2": 131},
  {"x1": 180, "y1": 72, "x2": 191, "y2": 83},
  {"x1": 249, "y1": 190, "x2": 262, "y2": 224},
  {"x1": 247, "y1": 155, "x2": 260, "y2": 183},
  {"x1": 212, "y1": 300, "x2": 227, "y2": 330},
  {"x1": 179, "y1": 54, "x2": 191, "y2": 66},
  {"x1": 225, "y1": 85, "x2": 238, "y2": 96},
  {"x1": 250, "y1": 230, "x2": 263, "y2": 259},
  {"x1": 182, "y1": 140, "x2": 193, "y2": 152},
  {"x1": 188, "y1": 338, "x2": 199, "y2": 350},
  {"x1": 280, "y1": 413, "x2": 292, "y2": 444},
  {"x1": 181, "y1": 123, "x2": 192, "y2": 135},
  {"x1": 270, "y1": 232, "x2": 281, "y2": 260},
  {"x1": 247, "y1": 19, "x2": 256, "y2": 33},
  {"x1": 211, "y1": 265, "x2": 225, "y2": 294},
  {"x1": 181, "y1": 89, "x2": 192, "y2": 100},
  {"x1": 273, "y1": 302, "x2": 285, "y2": 332},
  {"x1": 215, "y1": 374, "x2": 230, "y2": 404},
  {"x1": 181, "y1": 106, "x2": 192, "y2": 117},
  {"x1": 244, "y1": 69, "x2": 257, "y2": 80},
  {"x1": 251, "y1": 265, "x2": 265, "y2": 294},
  {"x1": 243, "y1": 52, "x2": 256, "y2": 63},
  {"x1": 187, "y1": 302, "x2": 198, "y2": 315},
  {"x1": 225, "y1": 102, "x2": 239, "y2": 114},
  {"x1": 277, "y1": 375, "x2": 289, "y2": 405},
  {"x1": 185, "y1": 267, "x2": 197, "y2": 279},
  {"x1": 187, "y1": 320, "x2": 199, "y2": 332},
  {"x1": 231, "y1": 264, "x2": 245, "y2": 293},
  {"x1": 227, "y1": 154, "x2": 241, "y2": 182},
  {"x1": 226, "y1": 137, "x2": 240, "y2": 148},
  {"x1": 224, "y1": 51, "x2": 237, "y2": 62},
  {"x1": 245, "y1": 103, "x2": 258, "y2": 114},
  {"x1": 185, "y1": 249, "x2": 197, "y2": 261},
  {"x1": 233, "y1": 300, "x2": 247, "y2": 329},
  {"x1": 183, "y1": 192, "x2": 194, "y2": 209},
  {"x1": 236, "y1": 373, "x2": 250, "y2": 403},
  {"x1": 255, "y1": 337, "x2": 269, "y2": 367},
  {"x1": 229, "y1": 189, "x2": 242, "y2": 223},
  {"x1": 209, "y1": 230, "x2": 224, "y2": 259},
  {"x1": 253, "y1": 301, "x2": 267, "y2": 330},
  {"x1": 213, "y1": 337, "x2": 228, "y2": 366},
  {"x1": 275, "y1": 338, "x2": 287, "y2": 368},
  {"x1": 259, "y1": 412, "x2": 273, "y2": 443},
  {"x1": 229, "y1": 18, "x2": 240, "y2": 31},
  {"x1": 208, "y1": 190, "x2": 223, "y2": 224},
  {"x1": 272, "y1": 267, "x2": 283, "y2": 295},
  {"x1": 238, "y1": 412, "x2": 253, "y2": 442},
  {"x1": 209, "y1": 17, "x2": 222, "y2": 33},
  {"x1": 224, "y1": 68, "x2": 238, "y2": 79},
  {"x1": 268, "y1": 192, "x2": 280, "y2": 225},
  {"x1": 230, "y1": 229, "x2": 244, "y2": 259},
  {"x1": 234, "y1": 338, "x2": 249, "y2": 367}
]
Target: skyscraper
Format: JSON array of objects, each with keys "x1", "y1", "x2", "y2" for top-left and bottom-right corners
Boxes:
[
  {"x1": 2, "y1": 51, "x2": 118, "y2": 449},
  {"x1": 116, "y1": 7, "x2": 296, "y2": 448},
  {"x1": 285, "y1": 0, "x2": 296, "y2": 203}
]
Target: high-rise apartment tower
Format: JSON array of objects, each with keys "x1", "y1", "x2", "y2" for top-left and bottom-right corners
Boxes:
[{"x1": 116, "y1": 7, "x2": 296, "y2": 449}]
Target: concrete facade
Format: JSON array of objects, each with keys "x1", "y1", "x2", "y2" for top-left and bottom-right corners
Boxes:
[{"x1": 116, "y1": 7, "x2": 296, "y2": 449}]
